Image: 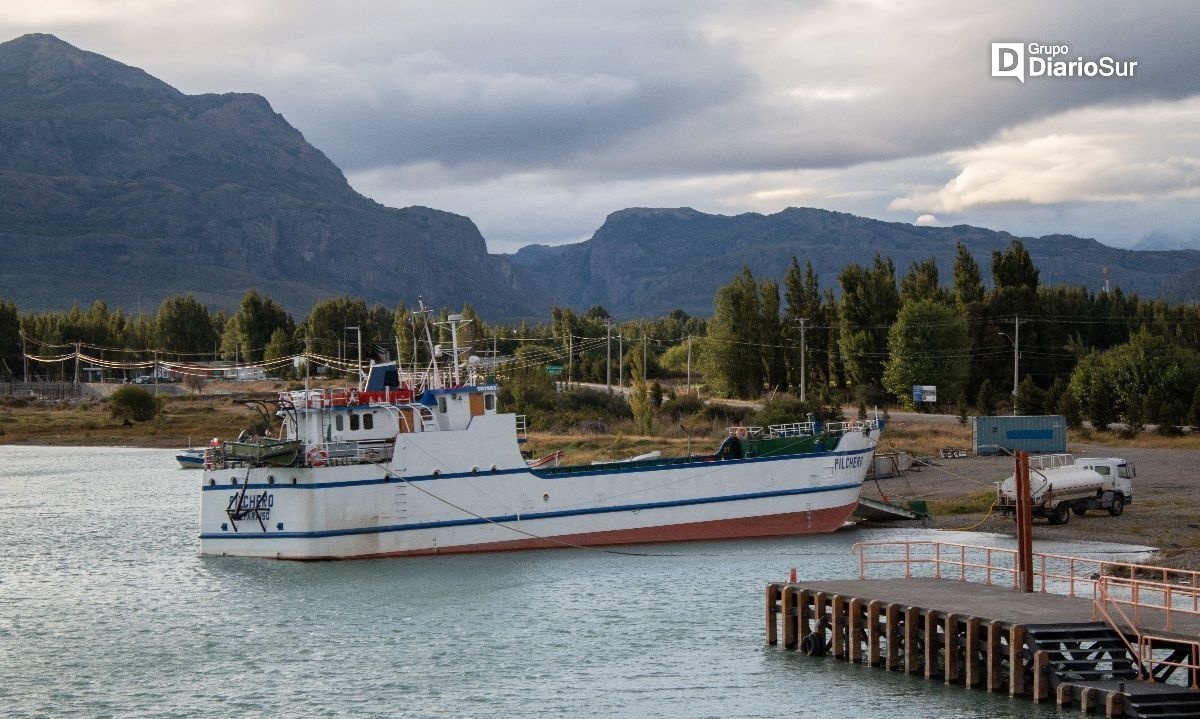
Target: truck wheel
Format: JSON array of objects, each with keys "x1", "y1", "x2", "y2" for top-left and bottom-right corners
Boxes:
[
  {"x1": 1108, "y1": 497, "x2": 1124, "y2": 517},
  {"x1": 1049, "y1": 503, "x2": 1071, "y2": 525}
]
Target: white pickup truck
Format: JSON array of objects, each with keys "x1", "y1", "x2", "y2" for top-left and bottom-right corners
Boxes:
[{"x1": 996, "y1": 454, "x2": 1134, "y2": 525}]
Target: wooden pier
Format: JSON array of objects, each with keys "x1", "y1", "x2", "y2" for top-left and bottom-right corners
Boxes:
[{"x1": 766, "y1": 542, "x2": 1200, "y2": 718}]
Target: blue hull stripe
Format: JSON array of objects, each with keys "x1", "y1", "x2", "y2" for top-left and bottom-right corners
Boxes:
[
  {"x1": 201, "y1": 446, "x2": 873, "y2": 492},
  {"x1": 200, "y1": 480, "x2": 863, "y2": 541}
]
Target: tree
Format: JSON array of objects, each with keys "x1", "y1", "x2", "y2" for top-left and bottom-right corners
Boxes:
[
  {"x1": 991, "y1": 239, "x2": 1040, "y2": 291},
  {"x1": 0, "y1": 299, "x2": 20, "y2": 378},
  {"x1": 952, "y1": 242, "x2": 985, "y2": 307},
  {"x1": 1057, "y1": 391, "x2": 1082, "y2": 429},
  {"x1": 956, "y1": 393, "x2": 969, "y2": 426},
  {"x1": 899, "y1": 257, "x2": 949, "y2": 306},
  {"x1": 703, "y1": 268, "x2": 764, "y2": 397},
  {"x1": 1087, "y1": 381, "x2": 1115, "y2": 432},
  {"x1": 630, "y1": 373, "x2": 653, "y2": 435},
  {"x1": 155, "y1": 294, "x2": 216, "y2": 355},
  {"x1": 881, "y1": 299, "x2": 969, "y2": 410},
  {"x1": 783, "y1": 258, "x2": 826, "y2": 394},
  {"x1": 222, "y1": 290, "x2": 290, "y2": 364},
  {"x1": 1190, "y1": 385, "x2": 1200, "y2": 429},
  {"x1": 263, "y1": 328, "x2": 294, "y2": 379},
  {"x1": 1014, "y1": 376, "x2": 1045, "y2": 416},
  {"x1": 759, "y1": 279, "x2": 786, "y2": 392},
  {"x1": 839, "y1": 254, "x2": 899, "y2": 389},
  {"x1": 976, "y1": 379, "x2": 997, "y2": 416}
]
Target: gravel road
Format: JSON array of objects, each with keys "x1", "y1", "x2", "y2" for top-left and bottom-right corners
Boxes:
[{"x1": 864, "y1": 443, "x2": 1200, "y2": 567}]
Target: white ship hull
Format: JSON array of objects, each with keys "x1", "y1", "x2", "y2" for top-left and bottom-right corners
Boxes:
[{"x1": 200, "y1": 414, "x2": 878, "y2": 559}]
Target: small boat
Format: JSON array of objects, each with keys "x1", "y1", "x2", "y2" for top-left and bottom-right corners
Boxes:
[
  {"x1": 198, "y1": 310, "x2": 882, "y2": 559},
  {"x1": 176, "y1": 447, "x2": 205, "y2": 469}
]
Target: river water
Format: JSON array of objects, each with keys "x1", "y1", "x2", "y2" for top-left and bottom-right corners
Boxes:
[{"x1": 0, "y1": 445, "x2": 1155, "y2": 718}]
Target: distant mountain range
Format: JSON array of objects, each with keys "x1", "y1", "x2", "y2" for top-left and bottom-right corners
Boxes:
[
  {"x1": 509, "y1": 207, "x2": 1200, "y2": 317},
  {"x1": 2, "y1": 33, "x2": 1199, "y2": 321}
]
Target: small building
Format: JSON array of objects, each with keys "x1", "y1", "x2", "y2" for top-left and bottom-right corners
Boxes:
[{"x1": 972, "y1": 415, "x2": 1067, "y2": 455}]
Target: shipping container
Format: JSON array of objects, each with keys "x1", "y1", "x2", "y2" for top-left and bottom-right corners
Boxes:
[{"x1": 972, "y1": 415, "x2": 1066, "y2": 454}]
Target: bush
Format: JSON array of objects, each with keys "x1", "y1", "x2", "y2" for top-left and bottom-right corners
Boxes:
[
  {"x1": 699, "y1": 402, "x2": 751, "y2": 426},
  {"x1": 109, "y1": 386, "x2": 159, "y2": 422},
  {"x1": 661, "y1": 394, "x2": 704, "y2": 420}
]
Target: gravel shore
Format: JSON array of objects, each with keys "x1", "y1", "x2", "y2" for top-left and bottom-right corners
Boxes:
[{"x1": 863, "y1": 443, "x2": 1200, "y2": 570}]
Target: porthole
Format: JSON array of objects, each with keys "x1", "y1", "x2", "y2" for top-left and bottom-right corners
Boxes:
[
  {"x1": 291, "y1": 477, "x2": 298, "y2": 485},
  {"x1": 230, "y1": 478, "x2": 238, "y2": 485},
  {"x1": 268, "y1": 475, "x2": 275, "y2": 485},
  {"x1": 543, "y1": 493, "x2": 550, "y2": 502},
  {"x1": 208, "y1": 479, "x2": 215, "y2": 486}
]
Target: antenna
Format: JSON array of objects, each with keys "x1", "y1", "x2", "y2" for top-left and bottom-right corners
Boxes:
[{"x1": 1102, "y1": 266, "x2": 1110, "y2": 294}]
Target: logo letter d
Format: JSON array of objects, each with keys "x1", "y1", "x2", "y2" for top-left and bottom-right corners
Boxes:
[{"x1": 991, "y1": 42, "x2": 1025, "y2": 83}]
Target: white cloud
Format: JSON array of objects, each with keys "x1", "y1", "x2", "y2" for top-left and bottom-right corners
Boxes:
[
  {"x1": 890, "y1": 97, "x2": 1200, "y2": 214},
  {"x1": 914, "y1": 214, "x2": 939, "y2": 226}
]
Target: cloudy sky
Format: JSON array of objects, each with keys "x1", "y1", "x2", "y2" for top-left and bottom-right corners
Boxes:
[{"x1": 3, "y1": 1, "x2": 1198, "y2": 252}]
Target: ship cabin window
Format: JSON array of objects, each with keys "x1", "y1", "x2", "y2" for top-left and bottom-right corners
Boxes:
[
  {"x1": 335, "y1": 415, "x2": 344, "y2": 431},
  {"x1": 363, "y1": 413, "x2": 374, "y2": 430},
  {"x1": 350, "y1": 413, "x2": 360, "y2": 431},
  {"x1": 438, "y1": 396, "x2": 448, "y2": 413},
  {"x1": 485, "y1": 393, "x2": 495, "y2": 411}
]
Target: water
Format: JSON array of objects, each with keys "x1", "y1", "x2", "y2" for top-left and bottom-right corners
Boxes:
[{"x1": 0, "y1": 445, "x2": 1155, "y2": 718}]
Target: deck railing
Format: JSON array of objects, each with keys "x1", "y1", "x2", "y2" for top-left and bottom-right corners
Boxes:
[{"x1": 852, "y1": 540, "x2": 1200, "y2": 629}]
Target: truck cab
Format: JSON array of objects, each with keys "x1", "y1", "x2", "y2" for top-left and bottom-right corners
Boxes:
[{"x1": 1076, "y1": 457, "x2": 1134, "y2": 504}]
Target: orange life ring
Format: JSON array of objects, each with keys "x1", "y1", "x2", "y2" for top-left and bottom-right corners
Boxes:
[
  {"x1": 306, "y1": 447, "x2": 328, "y2": 467},
  {"x1": 735, "y1": 427, "x2": 749, "y2": 440}
]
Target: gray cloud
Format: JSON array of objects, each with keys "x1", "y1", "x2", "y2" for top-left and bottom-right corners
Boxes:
[{"x1": 1, "y1": 0, "x2": 1198, "y2": 252}]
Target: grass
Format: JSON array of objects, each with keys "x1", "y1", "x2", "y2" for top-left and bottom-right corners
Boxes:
[
  {"x1": 876, "y1": 421, "x2": 973, "y2": 458},
  {"x1": 0, "y1": 396, "x2": 254, "y2": 447},
  {"x1": 925, "y1": 489, "x2": 997, "y2": 515}
]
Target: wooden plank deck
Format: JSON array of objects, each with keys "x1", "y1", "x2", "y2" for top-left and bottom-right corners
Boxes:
[{"x1": 793, "y1": 578, "x2": 1200, "y2": 639}]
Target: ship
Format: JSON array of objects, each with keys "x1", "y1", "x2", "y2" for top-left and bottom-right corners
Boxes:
[{"x1": 199, "y1": 313, "x2": 881, "y2": 559}]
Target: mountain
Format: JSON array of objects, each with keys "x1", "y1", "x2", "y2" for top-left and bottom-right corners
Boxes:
[
  {"x1": 510, "y1": 207, "x2": 1200, "y2": 317},
  {"x1": 4, "y1": 34, "x2": 1199, "y2": 323},
  {"x1": 0, "y1": 34, "x2": 537, "y2": 319}
]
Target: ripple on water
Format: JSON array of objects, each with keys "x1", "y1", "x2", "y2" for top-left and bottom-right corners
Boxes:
[{"x1": 1, "y1": 445, "x2": 1140, "y2": 718}]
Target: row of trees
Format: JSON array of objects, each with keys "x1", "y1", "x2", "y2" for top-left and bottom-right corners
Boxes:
[
  {"x1": 2, "y1": 290, "x2": 704, "y2": 385},
  {"x1": 10, "y1": 234, "x2": 1200, "y2": 435},
  {"x1": 700, "y1": 239, "x2": 1200, "y2": 431}
]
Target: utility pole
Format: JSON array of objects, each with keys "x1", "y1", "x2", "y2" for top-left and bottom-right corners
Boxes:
[
  {"x1": 799, "y1": 317, "x2": 807, "y2": 403},
  {"x1": 686, "y1": 335, "x2": 692, "y2": 395},
  {"x1": 21, "y1": 334, "x2": 28, "y2": 383},
  {"x1": 73, "y1": 341, "x2": 80, "y2": 385},
  {"x1": 347, "y1": 325, "x2": 362, "y2": 384},
  {"x1": 642, "y1": 331, "x2": 647, "y2": 384},
  {"x1": 153, "y1": 350, "x2": 159, "y2": 395},
  {"x1": 568, "y1": 333, "x2": 573, "y2": 388},
  {"x1": 998, "y1": 317, "x2": 1024, "y2": 416},
  {"x1": 605, "y1": 322, "x2": 612, "y2": 391},
  {"x1": 618, "y1": 334, "x2": 624, "y2": 387},
  {"x1": 1012, "y1": 316, "x2": 1022, "y2": 416}
]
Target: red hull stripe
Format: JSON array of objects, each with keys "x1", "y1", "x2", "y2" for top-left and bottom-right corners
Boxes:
[{"x1": 351, "y1": 501, "x2": 859, "y2": 559}]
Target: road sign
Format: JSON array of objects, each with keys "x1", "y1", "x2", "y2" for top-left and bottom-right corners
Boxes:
[
  {"x1": 546, "y1": 365, "x2": 564, "y2": 376},
  {"x1": 913, "y1": 384, "x2": 937, "y2": 403}
]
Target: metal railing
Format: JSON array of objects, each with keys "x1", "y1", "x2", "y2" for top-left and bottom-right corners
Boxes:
[
  {"x1": 1095, "y1": 576, "x2": 1200, "y2": 688},
  {"x1": 853, "y1": 540, "x2": 1200, "y2": 621}
]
